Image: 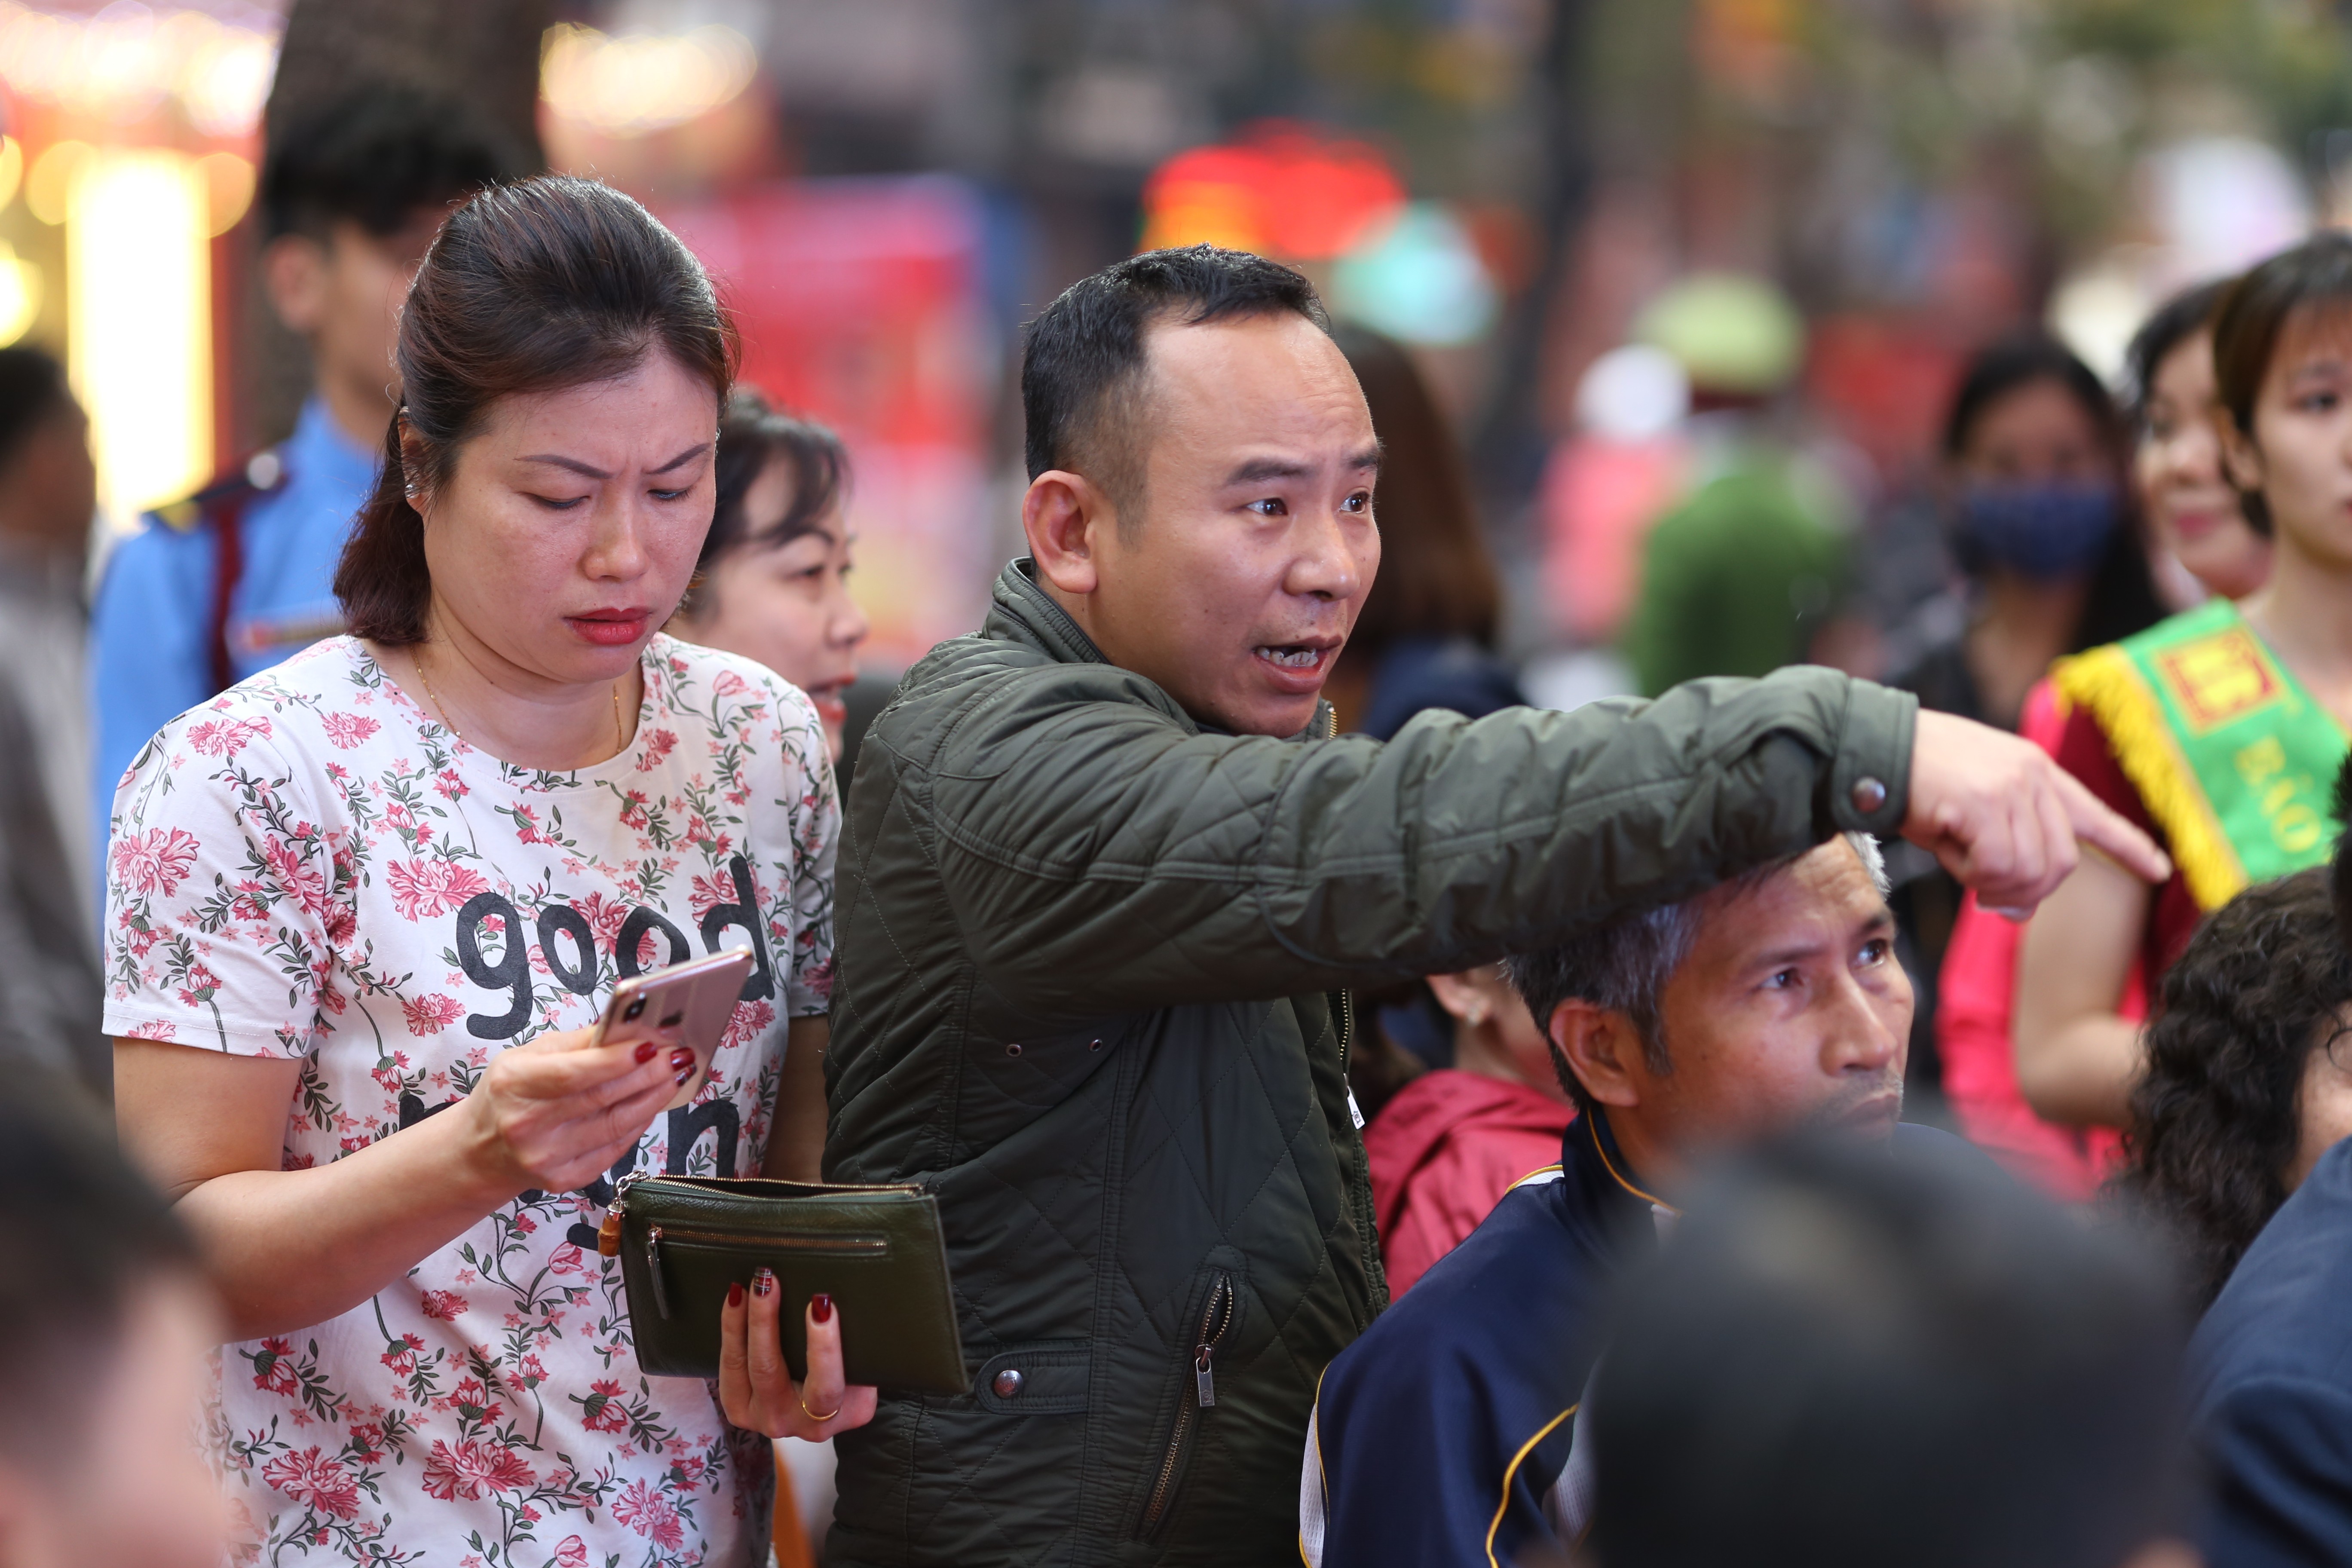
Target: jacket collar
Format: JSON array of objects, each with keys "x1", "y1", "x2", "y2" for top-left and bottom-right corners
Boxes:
[
  {"x1": 1556, "y1": 1109, "x2": 1676, "y2": 1259},
  {"x1": 982, "y1": 556, "x2": 1333, "y2": 741}
]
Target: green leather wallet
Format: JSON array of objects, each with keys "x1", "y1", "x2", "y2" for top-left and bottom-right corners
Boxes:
[{"x1": 601, "y1": 1172, "x2": 967, "y2": 1394}]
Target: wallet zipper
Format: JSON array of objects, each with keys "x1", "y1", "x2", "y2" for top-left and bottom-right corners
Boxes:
[
  {"x1": 640, "y1": 1224, "x2": 890, "y2": 1320},
  {"x1": 1142, "y1": 1270, "x2": 1235, "y2": 1532}
]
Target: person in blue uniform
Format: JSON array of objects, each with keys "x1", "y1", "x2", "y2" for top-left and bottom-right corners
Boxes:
[
  {"x1": 86, "y1": 85, "x2": 521, "y2": 883},
  {"x1": 1302, "y1": 830, "x2": 1943, "y2": 1568}
]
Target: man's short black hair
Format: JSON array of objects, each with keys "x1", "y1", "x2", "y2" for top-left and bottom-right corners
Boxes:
[
  {"x1": 1586, "y1": 1137, "x2": 2187, "y2": 1568},
  {"x1": 261, "y1": 83, "x2": 527, "y2": 243},
  {"x1": 0, "y1": 346, "x2": 72, "y2": 471},
  {"x1": 1020, "y1": 244, "x2": 1332, "y2": 514},
  {"x1": 0, "y1": 1077, "x2": 200, "y2": 1464}
]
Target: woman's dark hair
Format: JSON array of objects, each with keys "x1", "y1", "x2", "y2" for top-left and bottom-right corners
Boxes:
[
  {"x1": 2211, "y1": 233, "x2": 2352, "y2": 536},
  {"x1": 336, "y1": 176, "x2": 737, "y2": 645},
  {"x1": 1331, "y1": 325, "x2": 1499, "y2": 654},
  {"x1": 2114, "y1": 867, "x2": 2352, "y2": 1311},
  {"x1": 1940, "y1": 331, "x2": 2164, "y2": 651},
  {"x1": 681, "y1": 388, "x2": 849, "y2": 617},
  {"x1": 2124, "y1": 279, "x2": 2232, "y2": 430}
]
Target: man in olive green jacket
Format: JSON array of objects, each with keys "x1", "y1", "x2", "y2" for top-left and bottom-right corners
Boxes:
[{"x1": 819, "y1": 247, "x2": 2162, "y2": 1568}]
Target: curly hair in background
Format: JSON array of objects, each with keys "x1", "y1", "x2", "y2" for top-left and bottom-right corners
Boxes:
[{"x1": 2114, "y1": 867, "x2": 2352, "y2": 1311}]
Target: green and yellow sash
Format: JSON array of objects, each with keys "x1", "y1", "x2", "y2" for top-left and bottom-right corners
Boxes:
[{"x1": 2052, "y1": 598, "x2": 2347, "y2": 912}]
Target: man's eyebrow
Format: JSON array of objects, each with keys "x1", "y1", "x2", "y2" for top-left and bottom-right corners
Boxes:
[
  {"x1": 518, "y1": 442, "x2": 710, "y2": 480},
  {"x1": 1220, "y1": 446, "x2": 1384, "y2": 486}
]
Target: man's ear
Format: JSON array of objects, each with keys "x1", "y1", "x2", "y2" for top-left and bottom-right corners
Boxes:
[
  {"x1": 260, "y1": 233, "x2": 329, "y2": 338},
  {"x1": 1022, "y1": 469, "x2": 1112, "y2": 596},
  {"x1": 2217, "y1": 409, "x2": 2266, "y2": 496},
  {"x1": 1549, "y1": 998, "x2": 1645, "y2": 1110}
]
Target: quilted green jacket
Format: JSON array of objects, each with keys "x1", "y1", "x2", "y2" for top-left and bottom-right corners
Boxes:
[{"x1": 823, "y1": 560, "x2": 1915, "y2": 1567}]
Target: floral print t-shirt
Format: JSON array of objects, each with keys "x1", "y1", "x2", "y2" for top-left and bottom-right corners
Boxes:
[{"x1": 103, "y1": 634, "x2": 837, "y2": 1568}]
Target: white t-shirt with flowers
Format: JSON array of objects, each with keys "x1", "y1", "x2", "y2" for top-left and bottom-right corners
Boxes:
[{"x1": 103, "y1": 633, "x2": 837, "y2": 1568}]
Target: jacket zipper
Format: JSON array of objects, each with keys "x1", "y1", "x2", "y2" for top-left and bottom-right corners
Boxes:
[{"x1": 1142, "y1": 1270, "x2": 1236, "y2": 1532}]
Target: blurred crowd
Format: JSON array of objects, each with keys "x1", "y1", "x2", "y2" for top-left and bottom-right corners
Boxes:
[{"x1": 13, "y1": 67, "x2": 2352, "y2": 1568}]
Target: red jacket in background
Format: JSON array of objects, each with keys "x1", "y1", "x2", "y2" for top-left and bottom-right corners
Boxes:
[{"x1": 1364, "y1": 1069, "x2": 1576, "y2": 1295}]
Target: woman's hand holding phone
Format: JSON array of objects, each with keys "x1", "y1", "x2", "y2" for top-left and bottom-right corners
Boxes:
[{"x1": 454, "y1": 1025, "x2": 694, "y2": 1199}]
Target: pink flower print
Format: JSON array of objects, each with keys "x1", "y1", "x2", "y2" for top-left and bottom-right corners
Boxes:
[
  {"x1": 187, "y1": 715, "x2": 269, "y2": 758},
  {"x1": 419, "y1": 1289, "x2": 468, "y2": 1321},
  {"x1": 617, "y1": 789, "x2": 651, "y2": 830},
  {"x1": 514, "y1": 1352, "x2": 548, "y2": 1390},
  {"x1": 112, "y1": 827, "x2": 200, "y2": 898},
  {"x1": 613, "y1": 1478, "x2": 684, "y2": 1550},
  {"x1": 174, "y1": 961, "x2": 222, "y2": 1009},
  {"x1": 551, "y1": 1538, "x2": 589, "y2": 1568},
  {"x1": 347, "y1": 1422, "x2": 386, "y2": 1463},
  {"x1": 252, "y1": 1337, "x2": 300, "y2": 1395},
  {"x1": 512, "y1": 805, "x2": 550, "y2": 845},
  {"x1": 261, "y1": 1447, "x2": 360, "y2": 1520},
  {"x1": 401, "y1": 992, "x2": 464, "y2": 1037},
  {"x1": 420, "y1": 1438, "x2": 537, "y2": 1501},
  {"x1": 548, "y1": 1243, "x2": 587, "y2": 1277},
  {"x1": 381, "y1": 1333, "x2": 426, "y2": 1377},
  {"x1": 634, "y1": 729, "x2": 678, "y2": 771},
  {"x1": 688, "y1": 871, "x2": 734, "y2": 920},
  {"x1": 712, "y1": 669, "x2": 749, "y2": 698},
  {"x1": 579, "y1": 1378, "x2": 628, "y2": 1433},
  {"x1": 384, "y1": 858, "x2": 491, "y2": 922},
  {"x1": 124, "y1": 1019, "x2": 176, "y2": 1041},
  {"x1": 261, "y1": 836, "x2": 327, "y2": 917},
  {"x1": 451, "y1": 1375, "x2": 505, "y2": 1427},
  {"x1": 720, "y1": 997, "x2": 775, "y2": 1056},
  {"x1": 577, "y1": 890, "x2": 631, "y2": 950},
  {"x1": 433, "y1": 767, "x2": 469, "y2": 801},
  {"x1": 318, "y1": 711, "x2": 380, "y2": 750}
]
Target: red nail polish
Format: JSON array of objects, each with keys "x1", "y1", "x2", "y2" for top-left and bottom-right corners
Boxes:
[
  {"x1": 675, "y1": 1067, "x2": 693, "y2": 1086},
  {"x1": 726, "y1": 1281, "x2": 744, "y2": 1309},
  {"x1": 752, "y1": 1268, "x2": 775, "y2": 1298},
  {"x1": 811, "y1": 1292, "x2": 833, "y2": 1324},
  {"x1": 669, "y1": 1047, "x2": 694, "y2": 1071},
  {"x1": 634, "y1": 1040, "x2": 659, "y2": 1063}
]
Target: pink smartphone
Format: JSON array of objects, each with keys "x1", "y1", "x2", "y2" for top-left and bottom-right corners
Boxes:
[{"x1": 587, "y1": 948, "x2": 757, "y2": 1112}]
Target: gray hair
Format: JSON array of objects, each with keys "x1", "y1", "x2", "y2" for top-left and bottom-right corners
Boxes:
[{"x1": 1506, "y1": 833, "x2": 1889, "y2": 1107}]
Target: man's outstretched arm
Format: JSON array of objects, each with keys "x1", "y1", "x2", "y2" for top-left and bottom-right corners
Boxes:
[{"x1": 905, "y1": 665, "x2": 2162, "y2": 1022}]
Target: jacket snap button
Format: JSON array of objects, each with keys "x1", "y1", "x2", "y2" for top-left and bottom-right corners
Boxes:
[
  {"x1": 1005, "y1": 1043, "x2": 1023, "y2": 1057},
  {"x1": 1088, "y1": 1038, "x2": 1102, "y2": 1051},
  {"x1": 1850, "y1": 776, "x2": 1888, "y2": 814},
  {"x1": 992, "y1": 1368, "x2": 1024, "y2": 1398}
]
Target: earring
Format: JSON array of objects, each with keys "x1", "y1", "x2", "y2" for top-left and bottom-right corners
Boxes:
[{"x1": 1467, "y1": 1004, "x2": 1487, "y2": 1027}]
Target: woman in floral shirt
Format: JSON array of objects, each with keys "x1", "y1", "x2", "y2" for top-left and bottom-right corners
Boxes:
[{"x1": 109, "y1": 177, "x2": 873, "y2": 1568}]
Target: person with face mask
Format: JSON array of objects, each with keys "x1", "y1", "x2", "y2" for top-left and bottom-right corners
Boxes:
[
  {"x1": 2015, "y1": 241, "x2": 2352, "y2": 1137},
  {"x1": 1882, "y1": 336, "x2": 2168, "y2": 1124}
]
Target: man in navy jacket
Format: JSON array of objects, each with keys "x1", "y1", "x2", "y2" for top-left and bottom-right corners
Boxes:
[{"x1": 1305, "y1": 830, "x2": 1947, "y2": 1566}]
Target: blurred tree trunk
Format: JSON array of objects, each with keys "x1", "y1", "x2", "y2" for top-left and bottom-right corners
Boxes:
[
  {"x1": 1472, "y1": 0, "x2": 1598, "y2": 578},
  {"x1": 240, "y1": 0, "x2": 551, "y2": 448}
]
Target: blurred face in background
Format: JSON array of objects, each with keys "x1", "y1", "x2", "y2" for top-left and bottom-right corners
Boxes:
[
  {"x1": 2223, "y1": 305, "x2": 2352, "y2": 572},
  {"x1": 265, "y1": 209, "x2": 447, "y2": 442},
  {"x1": 0, "y1": 399, "x2": 95, "y2": 557},
  {"x1": 1951, "y1": 375, "x2": 2122, "y2": 584},
  {"x1": 2139, "y1": 329, "x2": 2270, "y2": 601},
  {"x1": 672, "y1": 455, "x2": 869, "y2": 760},
  {"x1": 0, "y1": 1274, "x2": 225, "y2": 1568}
]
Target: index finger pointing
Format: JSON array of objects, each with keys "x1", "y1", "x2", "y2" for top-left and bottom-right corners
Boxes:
[{"x1": 2058, "y1": 769, "x2": 2171, "y2": 885}]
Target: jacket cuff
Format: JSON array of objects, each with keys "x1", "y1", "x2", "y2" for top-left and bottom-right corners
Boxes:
[{"x1": 1825, "y1": 679, "x2": 1916, "y2": 838}]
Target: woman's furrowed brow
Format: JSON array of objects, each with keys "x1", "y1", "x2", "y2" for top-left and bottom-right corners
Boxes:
[{"x1": 514, "y1": 441, "x2": 711, "y2": 480}]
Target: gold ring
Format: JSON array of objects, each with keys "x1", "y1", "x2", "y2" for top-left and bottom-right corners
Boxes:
[{"x1": 799, "y1": 1393, "x2": 842, "y2": 1423}]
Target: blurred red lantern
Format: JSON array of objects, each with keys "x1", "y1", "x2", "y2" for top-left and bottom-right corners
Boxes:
[{"x1": 1142, "y1": 121, "x2": 1404, "y2": 261}]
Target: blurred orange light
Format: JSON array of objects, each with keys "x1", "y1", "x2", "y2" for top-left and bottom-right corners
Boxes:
[{"x1": 1141, "y1": 122, "x2": 1405, "y2": 261}]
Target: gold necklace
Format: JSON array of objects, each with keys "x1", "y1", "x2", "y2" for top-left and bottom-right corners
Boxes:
[{"x1": 412, "y1": 646, "x2": 627, "y2": 756}]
